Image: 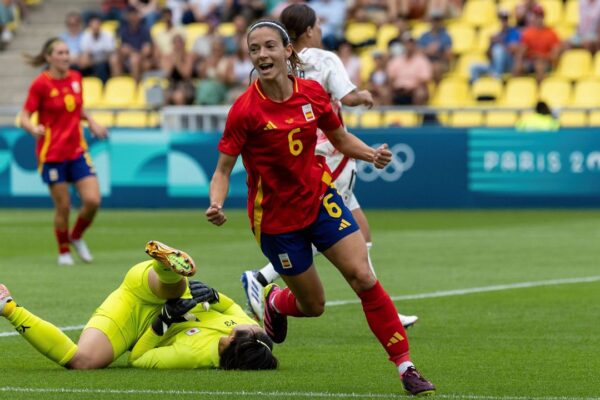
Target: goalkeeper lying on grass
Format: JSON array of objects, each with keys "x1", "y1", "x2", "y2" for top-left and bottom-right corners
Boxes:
[{"x1": 0, "y1": 241, "x2": 278, "y2": 370}]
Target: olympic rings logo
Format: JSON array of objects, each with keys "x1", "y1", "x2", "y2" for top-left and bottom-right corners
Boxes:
[{"x1": 356, "y1": 143, "x2": 415, "y2": 182}]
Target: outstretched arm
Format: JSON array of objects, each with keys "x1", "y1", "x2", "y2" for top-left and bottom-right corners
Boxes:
[
  {"x1": 206, "y1": 152, "x2": 237, "y2": 226},
  {"x1": 323, "y1": 126, "x2": 392, "y2": 169}
]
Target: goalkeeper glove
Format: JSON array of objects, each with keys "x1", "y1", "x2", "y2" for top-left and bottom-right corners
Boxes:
[
  {"x1": 189, "y1": 280, "x2": 220, "y2": 309},
  {"x1": 152, "y1": 298, "x2": 197, "y2": 336}
]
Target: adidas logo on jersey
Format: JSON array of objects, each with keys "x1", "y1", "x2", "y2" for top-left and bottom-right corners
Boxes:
[
  {"x1": 338, "y1": 219, "x2": 352, "y2": 231},
  {"x1": 386, "y1": 332, "x2": 405, "y2": 347},
  {"x1": 264, "y1": 121, "x2": 278, "y2": 130}
]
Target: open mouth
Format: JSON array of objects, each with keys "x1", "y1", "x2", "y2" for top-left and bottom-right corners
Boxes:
[{"x1": 259, "y1": 63, "x2": 274, "y2": 73}]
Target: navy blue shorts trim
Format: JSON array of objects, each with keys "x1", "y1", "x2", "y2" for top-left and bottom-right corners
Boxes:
[
  {"x1": 260, "y1": 186, "x2": 360, "y2": 276},
  {"x1": 40, "y1": 153, "x2": 96, "y2": 185}
]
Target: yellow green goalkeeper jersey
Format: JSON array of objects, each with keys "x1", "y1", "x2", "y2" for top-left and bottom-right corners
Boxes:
[{"x1": 128, "y1": 292, "x2": 258, "y2": 369}]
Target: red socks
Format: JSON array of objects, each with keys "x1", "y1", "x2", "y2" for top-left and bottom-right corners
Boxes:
[
  {"x1": 271, "y1": 287, "x2": 307, "y2": 317},
  {"x1": 54, "y1": 229, "x2": 70, "y2": 254},
  {"x1": 70, "y1": 216, "x2": 92, "y2": 241},
  {"x1": 358, "y1": 281, "x2": 411, "y2": 366}
]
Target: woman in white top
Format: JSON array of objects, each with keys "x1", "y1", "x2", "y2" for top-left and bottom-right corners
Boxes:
[{"x1": 241, "y1": 4, "x2": 419, "y2": 330}]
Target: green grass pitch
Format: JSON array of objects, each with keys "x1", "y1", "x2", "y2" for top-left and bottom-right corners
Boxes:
[{"x1": 1, "y1": 209, "x2": 599, "y2": 399}]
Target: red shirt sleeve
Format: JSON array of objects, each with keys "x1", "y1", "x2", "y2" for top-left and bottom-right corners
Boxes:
[
  {"x1": 307, "y1": 80, "x2": 342, "y2": 132},
  {"x1": 218, "y1": 100, "x2": 248, "y2": 157},
  {"x1": 23, "y1": 76, "x2": 44, "y2": 114}
]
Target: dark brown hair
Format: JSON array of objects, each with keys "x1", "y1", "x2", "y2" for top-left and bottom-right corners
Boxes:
[
  {"x1": 247, "y1": 19, "x2": 303, "y2": 78},
  {"x1": 219, "y1": 328, "x2": 278, "y2": 370},
  {"x1": 23, "y1": 37, "x2": 64, "y2": 68},
  {"x1": 280, "y1": 4, "x2": 317, "y2": 43}
]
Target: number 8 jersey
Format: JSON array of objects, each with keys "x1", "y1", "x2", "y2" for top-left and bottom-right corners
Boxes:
[
  {"x1": 218, "y1": 77, "x2": 342, "y2": 236},
  {"x1": 23, "y1": 70, "x2": 86, "y2": 164}
]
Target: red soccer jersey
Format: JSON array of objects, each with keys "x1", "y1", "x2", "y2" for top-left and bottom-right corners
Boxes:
[
  {"x1": 23, "y1": 70, "x2": 87, "y2": 163},
  {"x1": 218, "y1": 77, "x2": 342, "y2": 235}
]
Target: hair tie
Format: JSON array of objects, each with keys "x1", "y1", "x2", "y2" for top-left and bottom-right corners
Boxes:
[
  {"x1": 256, "y1": 339, "x2": 271, "y2": 351},
  {"x1": 249, "y1": 21, "x2": 291, "y2": 45}
]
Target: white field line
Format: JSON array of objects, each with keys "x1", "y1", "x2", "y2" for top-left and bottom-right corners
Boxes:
[
  {"x1": 2, "y1": 275, "x2": 599, "y2": 338},
  {"x1": 0, "y1": 387, "x2": 599, "y2": 400}
]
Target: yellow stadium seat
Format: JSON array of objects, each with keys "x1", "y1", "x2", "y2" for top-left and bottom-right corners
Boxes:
[
  {"x1": 82, "y1": 77, "x2": 103, "y2": 108},
  {"x1": 217, "y1": 22, "x2": 236, "y2": 37},
  {"x1": 25, "y1": 0, "x2": 42, "y2": 5},
  {"x1": 447, "y1": 23, "x2": 476, "y2": 54},
  {"x1": 151, "y1": 21, "x2": 166, "y2": 40},
  {"x1": 431, "y1": 78, "x2": 470, "y2": 107},
  {"x1": 461, "y1": 0, "x2": 497, "y2": 27},
  {"x1": 383, "y1": 111, "x2": 421, "y2": 127},
  {"x1": 588, "y1": 111, "x2": 600, "y2": 125},
  {"x1": 476, "y1": 24, "x2": 501, "y2": 53},
  {"x1": 502, "y1": 77, "x2": 538, "y2": 107},
  {"x1": 485, "y1": 111, "x2": 518, "y2": 126},
  {"x1": 101, "y1": 20, "x2": 119, "y2": 36},
  {"x1": 564, "y1": 0, "x2": 579, "y2": 27},
  {"x1": 453, "y1": 52, "x2": 487, "y2": 80},
  {"x1": 360, "y1": 111, "x2": 383, "y2": 128},
  {"x1": 411, "y1": 22, "x2": 430, "y2": 40},
  {"x1": 499, "y1": 0, "x2": 520, "y2": 17},
  {"x1": 555, "y1": 49, "x2": 592, "y2": 80},
  {"x1": 592, "y1": 52, "x2": 600, "y2": 78},
  {"x1": 345, "y1": 22, "x2": 377, "y2": 46},
  {"x1": 14, "y1": 111, "x2": 38, "y2": 128},
  {"x1": 101, "y1": 76, "x2": 137, "y2": 108},
  {"x1": 90, "y1": 111, "x2": 115, "y2": 127},
  {"x1": 359, "y1": 52, "x2": 376, "y2": 85},
  {"x1": 148, "y1": 112, "x2": 161, "y2": 127},
  {"x1": 376, "y1": 24, "x2": 399, "y2": 52},
  {"x1": 342, "y1": 111, "x2": 359, "y2": 128},
  {"x1": 115, "y1": 111, "x2": 149, "y2": 128},
  {"x1": 539, "y1": 77, "x2": 571, "y2": 108},
  {"x1": 559, "y1": 111, "x2": 587, "y2": 127},
  {"x1": 450, "y1": 111, "x2": 484, "y2": 127},
  {"x1": 185, "y1": 23, "x2": 210, "y2": 50},
  {"x1": 540, "y1": 0, "x2": 563, "y2": 27},
  {"x1": 554, "y1": 23, "x2": 575, "y2": 40},
  {"x1": 572, "y1": 79, "x2": 600, "y2": 107},
  {"x1": 472, "y1": 77, "x2": 503, "y2": 104}
]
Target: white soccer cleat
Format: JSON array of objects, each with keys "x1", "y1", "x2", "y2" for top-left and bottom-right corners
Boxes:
[
  {"x1": 0, "y1": 284, "x2": 14, "y2": 316},
  {"x1": 71, "y1": 239, "x2": 93, "y2": 263},
  {"x1": 399, "y1": 314, "x2": 418, "y2": 329},
  {"x1": 58, "y1": 252, "x2": 75, "y2": 266},
  {"x1": 241, "y1": 270, "x2": 265, "y2": 321}
]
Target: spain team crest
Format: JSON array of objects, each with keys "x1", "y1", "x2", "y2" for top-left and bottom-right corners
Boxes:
[{"x1": 302, "y1": 104, "x2": 315, "y2": 122}]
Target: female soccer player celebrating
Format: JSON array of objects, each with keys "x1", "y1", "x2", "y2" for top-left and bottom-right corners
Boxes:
[
  {"x1": 206, "y1": 20, "x2": 435, "y2": 396},
  {"x1": 20, "y1": 38, "x2": 108, "y2": 266},
  {"x1": 241, "y1": 4, "x2": 418, "y2": 329}
]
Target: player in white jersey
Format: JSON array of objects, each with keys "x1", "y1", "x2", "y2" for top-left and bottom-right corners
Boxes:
[{"x1": 241, "y1": 4, "x2": 418, "y2": 329}]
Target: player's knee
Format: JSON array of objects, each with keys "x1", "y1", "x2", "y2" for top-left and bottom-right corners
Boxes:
[
  {"x1": 300, "y1": 299, "x2": 325, "y2": 317},
  {"x1": 66, "y1": 350, "x2": 110, "y2": 370},
  {"x1": 348, "y1": 267, "x2": 377, "y2": 293},
  {"x1": 84, "y1": 195, "x2": 101, "y2": 211}
]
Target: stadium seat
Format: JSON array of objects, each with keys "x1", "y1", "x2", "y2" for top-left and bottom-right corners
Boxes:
[
  {"x1": 411, "y1": 22, "x2": 430, "y2": 39},
  {"x1": 217, "y1": 22, "x2": 236, "y2": 37},
  {"x1": 539, "y1": 0, "x2": 563, "y2": 27},
  {"x1": 588, "y1": 111, "x2": 600, "y2": 126},
  {"x1": 559, "y1": 111, "x2": 587, "y2": 127},
  {"x1": 101, "y1": 20, "x2": 119, "y2": 37},
  {"x1": 499, "y1": 0, "x2": 520, "y2": 17},
  {"x1": 359, "y1": 52, "x2": 376, "y2": 85},
  {"x1": 571, "y1": 79, "x2": 600, "y2": 107},
  {"x1": 447, "y1": 23, "x2": 476, "y2": 54},
  {"x1": 564, "y1": 0, "x2": 579, "y2": 27},
  {"x1": 383, "y1": 111, "x2": 421, "y2": 127},
  {"x1": 151, "y1": 21, "x2": 166, "y2": 40},
  {"x1": 90, "y1": 111, "x2": 115, "y2": 127},
  {"x1": 115, "y1": 111, "x2": 149, "y2": 128},
  {"x1": 185, "y1": 23, "x2": 210, "y2": 50},
  {"x1": 100, "y1": 76, "x2": 137, "y2": 108},
  {"x1": 342, "y1": 111, "x2": 359, "y2": 128},
  {"x1": 453, "y1": 52, "x2": 487, "y2": 80},
  {"x1": 539, "y1": 77, "x2": 572, "y2": 108},
  {"x1": 476, "y1": 24, "x2": 501, "y2": 53},
  {"x1": 461, "y1": 0, "x2": 497, "y2": 27},
  {"x1": 592, "y1": 52, "x2": 600, "y2": 78},
  {"x1": 360, "y1": 111, "x2": 383, "y2": 128},
  {"x1": 472, "y1": 77, "x2": 503, "y2": 104},
  {"x1": 376, "y1": 24, "x2": 399, "y2": 52},
  {"x1": 501, "y1": 77, "x2": 538, "y2": 107},
  {"x1": 148, "y1": 112, "x2": 161, "y2": 127},
  {"x1": 431, "y1": 78, "x2": 471, "y2": 107},
  {"x1": 554, "y1": 23, "x2": 576, "y2": 40},
  {"x1": 555, "y1": 49, "x2": 592, "y2": 81},
  {"x1": 485, "y1": 111, "x2": 518, "y2": 126},
  {"x1": 450, "y1": 111, "x2": 484, "y2": 127},
  {"x1": 345, "y1": 22, "x2": 377, "y2": 46},
  {"x1": 82, "y1": 77, "x2": 104, "y2": 108}
]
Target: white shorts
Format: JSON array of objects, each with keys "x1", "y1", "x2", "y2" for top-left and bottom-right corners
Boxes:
[{"x1": 334, "y1": 158, "x2": 360, "y2": 211}]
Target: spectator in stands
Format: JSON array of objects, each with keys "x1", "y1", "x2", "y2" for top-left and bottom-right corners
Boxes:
[
  {"x1": 367, "y1": 50, "x2": 391, "y2": 106},
  {"x1": 235, "y1": 0, "x2": 267, "y2": 22},
  {"x1": 516, "y1": 101, "x2": 559, "y2": 131},
  {"x1": 129, "y1": 0, "x2": 161, "y2": 30},
  {"x1": 270, "y1": 0, "x2": 305, "y2": 19},
  {"x1": 418, "y1": 11, "x2": 452, "y2": 82},
  {"x1": 191, "y1": 19, "x2": 219, "y2": 61},
  {"x1": 224, "y1": 14, "x2": 249, "y2": 55},
  {"x1": 59, "y1": 12, "x2": 85, "y2": 70},
  {"x1": 110, "y1": 6, "x2": 154, "y2": 82},
  {"x1": 337, "y1": 40, "x2": 361, "y2": 86},
  {"x1": 515, "y1": 0, "x2": 540, "y2": 28},
  {"x1": 309, "y1": 0, "x2": 346, "y2": 49},
  {"x1": 79, "y1": 14, "x2": 116, "y2": 83},
  {"x1": 162, "y1": 33, "x2": 195, "y2": 105},
  {"x1": 181, "y1": 0, "x2": 221, "y2": 25},
  {"x1": 387, "y1": 0, "x2": 427, "y2": 19},
  {"x1": 195, "y1": 37, "x2": 228, "y2": 105},
  {"x1": 222, "y1": 36, "x2": 253, "y2": 103},
  {"x1": 83, "y1": 0, "x2": 128, "y2": 23},
  {"x1": 565, "y1": 0, "x2": 600, "y2": 52},
  {"x1": 427, "y1": 0, "x2": 463, "y2": 19},
  {"x1": 469, "y1": 9, "x2": 521, "y2": 82},
  {"x1": 387, "y1": 31, "x2": 432, "y2": 105},
  {"x1": 513, "y1": 5, "x2": 560, "y2": 82},
  {"x1": 153, "y1": 8, "x2": 186, "y2": 64},
  {"x1": 0, "y1": 0, "x2": 15, "y2": 48}
]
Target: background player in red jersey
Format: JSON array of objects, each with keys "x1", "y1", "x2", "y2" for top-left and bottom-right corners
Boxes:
[
  {"x1": 206, "y1": 20, "x2": 435, "y2": 396},
  {"x1": 20, "y1": 38, "x2": 108, "y2": 266}
]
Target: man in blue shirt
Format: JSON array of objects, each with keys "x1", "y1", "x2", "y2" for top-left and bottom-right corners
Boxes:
[
  {"x1": 418, "y1": 11, "x2": 453, "y2": 82},
  {"x1": 111, "y1": 6, "x2": 153, "y2": 82}
]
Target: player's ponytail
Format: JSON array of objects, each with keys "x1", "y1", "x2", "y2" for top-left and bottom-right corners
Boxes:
[
  {"x1": 219, "y1": 329, "x2": 278, "y2": 370},
  {"x1": 23, "y1": 37, "x2": 63, "y2": 67}
]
